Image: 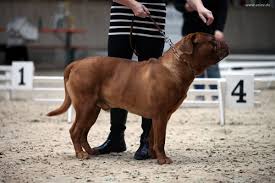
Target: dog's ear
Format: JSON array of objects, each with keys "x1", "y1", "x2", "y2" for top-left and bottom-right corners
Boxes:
[{"x1": 181, "y1": 33, "x2": 196, "y2": 55}]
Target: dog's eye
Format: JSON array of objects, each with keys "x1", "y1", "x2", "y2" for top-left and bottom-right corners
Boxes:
[{"x1": 193, "y1": 41, "x2": 199, "y2": 47}]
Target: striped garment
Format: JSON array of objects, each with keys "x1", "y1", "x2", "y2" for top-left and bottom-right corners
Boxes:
[{"x1": 109, "y1": 0, "x2": 166, "y2": 39}]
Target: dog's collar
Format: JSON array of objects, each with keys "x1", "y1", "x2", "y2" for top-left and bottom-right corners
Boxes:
[
  {"x1": 180, "y1": 57, "x2": 196, "y2": 78},
  {"x1": 160, "y1": 33, "x2": 196, "y2": 77},
  {"x1": 168, "y1": 45, "x2": 195, "y2": 78}
]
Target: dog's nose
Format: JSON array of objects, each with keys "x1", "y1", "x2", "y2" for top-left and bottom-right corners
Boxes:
[
  {"x1": 219, "y1": 41, "x2": 229, "y2": 58},
  {"x1": 223, "y1": 42, "x2": 229, "y2": 56}
]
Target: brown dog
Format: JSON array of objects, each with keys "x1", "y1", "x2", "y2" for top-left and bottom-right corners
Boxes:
[{"x1": 47, "y1": 32, "x2": 229, "y2": 165}]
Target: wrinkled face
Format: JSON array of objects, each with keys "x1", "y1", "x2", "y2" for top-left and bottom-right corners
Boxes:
[{"x1": 179, "y1": 32, "x2": 229, "y2": 75}]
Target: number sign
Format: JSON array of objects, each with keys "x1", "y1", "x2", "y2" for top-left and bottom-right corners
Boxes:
[
  {"x1": 12, "y1": 62, "x2": 34, "y2": 90},
  {"x1": 226, "y1": 74, "x2": 254, "y2": 108}
]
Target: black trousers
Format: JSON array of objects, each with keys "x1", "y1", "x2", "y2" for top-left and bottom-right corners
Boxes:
[
  {"x1": 5, "y1": 46, "x2": 29, "y2": 65},
  {"x1": 108, "y1": 35, "x2": 164, "y2": 139}
]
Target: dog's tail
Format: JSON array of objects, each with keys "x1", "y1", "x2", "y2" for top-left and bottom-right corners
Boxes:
[{"x1": 47, "y1": 63, "x2": 74, "y2": 117}]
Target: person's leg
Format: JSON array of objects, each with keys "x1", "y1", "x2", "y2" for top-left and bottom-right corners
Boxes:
[
  {"x1": 194, "y1": 72, "x2": 206, "y2": 101},
  {"x1": 207, "y1": 64, "x2": 221, "y2": 100},
  {"x1": 207, "y1": 64, "x2": 221, "y2": 89},
  {"x1": 5, "y1": 46, "x2": 29, "y2": 65},
  {"x1": 93, "y1": 35, "x2": 133, "y2": 154},
  {"x1": 134, "y1": 36, "x2": 164, "y2": 160}
]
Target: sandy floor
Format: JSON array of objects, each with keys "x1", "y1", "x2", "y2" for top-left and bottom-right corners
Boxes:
[{"x1": 0, "y1": 89, "x2": 274, "y2": 183}]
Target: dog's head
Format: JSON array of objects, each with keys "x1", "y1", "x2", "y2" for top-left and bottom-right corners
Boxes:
[{"x1": 178, "y1": 32, "x2": 229, "y2": 75}]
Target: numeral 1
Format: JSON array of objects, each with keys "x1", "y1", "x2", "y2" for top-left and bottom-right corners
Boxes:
[{"x1": 19, "y1": 67, "x2": 26, "y2": 85}]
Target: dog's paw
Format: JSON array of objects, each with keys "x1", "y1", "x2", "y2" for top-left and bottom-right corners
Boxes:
[
  {"x1": 90, "y1": 148, "x2": 100, "y2": 155},
  {"x1": 157, "y1": 157, "x2": 173, "y2": 165},
  {"x1": 86, "y1": 149, "x2": 98, "y2": 156},
  {"x1": 76, "y1": 151, "x2": 90, "y2": 160},
  {"x1": 149, "y1": 150, "x2": 157, "y2": 159}
]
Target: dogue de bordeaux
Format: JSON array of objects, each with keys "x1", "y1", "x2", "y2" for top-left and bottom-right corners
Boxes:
[{"x1": 47, "y1": 32, "x2": 229, "y2": 165}]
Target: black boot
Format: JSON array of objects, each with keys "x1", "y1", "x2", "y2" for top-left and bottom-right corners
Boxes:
[
  {"x1": 134, "y1": 117, "x2": 152, "y2": 160},
  {"x1": 93, "y1": 108, "x2": 127, "y2": 154}
]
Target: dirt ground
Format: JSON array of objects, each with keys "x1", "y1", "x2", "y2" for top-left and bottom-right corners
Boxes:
[{"x1": 0, "y1": 89, "x2": 274, "y2": 183}]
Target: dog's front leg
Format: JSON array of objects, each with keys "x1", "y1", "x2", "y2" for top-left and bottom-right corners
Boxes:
[
  {"x1": 149, "y1": 128, "x2": 156, "y2": 159},
  {"x1": 152, "y1": 116, "x2": 172, "y2": 165}
]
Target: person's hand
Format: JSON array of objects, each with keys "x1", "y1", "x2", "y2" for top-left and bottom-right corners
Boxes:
[
  {"x1": 130, "y1": 1, "x2": 150, "y2": 18},
  {"x1": 186, "y1": 0, "x2": 214, "y2": 25},
  {"x1": 214, "y1": 30, "x2": 225, "y2": 41},
  {"x1": 197, "y1": 6, "x2": 214, "y2": 26},
  {"x1": 185, "y1": 2, "x2": 195, "y2": 12}
]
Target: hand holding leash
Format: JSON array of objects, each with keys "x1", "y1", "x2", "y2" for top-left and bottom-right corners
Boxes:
[{"x1": 131, "y1": 1, "x2": 150, "y2": 18}]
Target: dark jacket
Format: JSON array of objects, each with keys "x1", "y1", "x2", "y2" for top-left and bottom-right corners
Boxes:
[{"x1": 174, "y1": 0, "x2": 228, "y2": 35}]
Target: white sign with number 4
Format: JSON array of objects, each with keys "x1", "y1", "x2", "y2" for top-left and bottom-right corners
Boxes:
[
  {"x1": 226, "y1": 74, "x2": 254, "y2": 109},
  {"x1": 12, "y1": 61, "x2": 34, "y2": 90}
]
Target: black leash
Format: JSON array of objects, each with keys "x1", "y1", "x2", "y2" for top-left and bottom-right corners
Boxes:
[
  {"x1": 130, "y1": 14, "x2": 180, "y2": 59},
  {"x1": 130, "y1": 14, "x2": 195, "y2": 76},
  {"x1": 130, "y1": 16, "x2": 139, "y2": 56},
  {"x1": 147, "y1": 15, "x2": 181, "y2": 59}
]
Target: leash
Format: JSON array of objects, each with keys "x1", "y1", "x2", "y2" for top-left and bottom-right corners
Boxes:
[
  {"x1": 130, "y1": 16, "x2": 139, "y2": 56},
  {"x1": 147, "y1": 14, "x2": 181, "y2": 60},
  {"x1": 130, "y1": 14, "x2": 180, "y2": 59},
  {"x1": 130, "y1": 14, "x2": 196, "y2": 77}
]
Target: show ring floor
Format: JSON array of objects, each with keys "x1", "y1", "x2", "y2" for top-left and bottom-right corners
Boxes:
[{"x1": 0, "y1": 89, "x2": 274, "y2": 182}]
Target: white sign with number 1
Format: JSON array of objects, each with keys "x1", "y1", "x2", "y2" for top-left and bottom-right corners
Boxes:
[
  {"x1": 12, "y1": 61, "x2": 34, "y2": 90},
  {"x1": 226, "y1": 74, "x2": 254, "y2": 109}
]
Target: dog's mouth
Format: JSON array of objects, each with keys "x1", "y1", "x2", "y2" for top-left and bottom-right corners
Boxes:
[{"x1": 216, "y1": 41, "x2": 229, "y2": 61}]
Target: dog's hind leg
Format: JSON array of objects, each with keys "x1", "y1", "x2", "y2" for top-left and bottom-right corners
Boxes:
[
  {"x1": 69, "y1": 101, "x2": 99, "y2": 159},
  {"x1": 80, "y1": 106, "x2": 101, "y2": 155}
]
